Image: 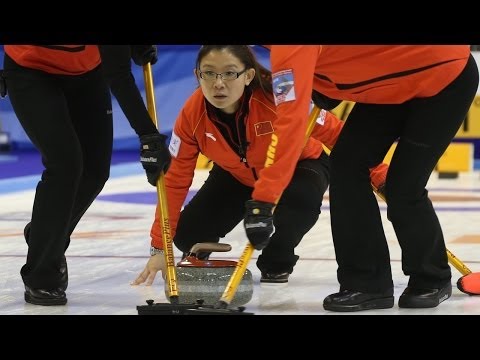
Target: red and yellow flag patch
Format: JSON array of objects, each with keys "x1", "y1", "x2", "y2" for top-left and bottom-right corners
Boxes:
[{"x1": 254, "y1": 121, "x2": 274, "y2": 136}]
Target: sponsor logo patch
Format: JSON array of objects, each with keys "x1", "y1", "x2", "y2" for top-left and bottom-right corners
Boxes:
[
  {"x1": 245, "y1": 222, "x2": 268, "y2": 229},
  {"x1": 140, "y1": 156, "x2": 157, "y2": 163},
  {"x1": 273, "y1": 69, "x2": 295, "y2": 106},
  {"x1": 169, "y1": 131, "x2": 181, "y2": 158},
  {"x1": 254, "y1": 121, "x2": 274, "y2": 136}
]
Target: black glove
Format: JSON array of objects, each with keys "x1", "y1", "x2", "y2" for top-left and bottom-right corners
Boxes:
[
  {"x1": 131, "y1": 45, "x2": 158, "y2": 66},
  {"x1": 244, "y1": 200, "x2": 276, "y2": 250},
  {"x1": 140, "y1": 132, "x2": 171, "y2": 186}
]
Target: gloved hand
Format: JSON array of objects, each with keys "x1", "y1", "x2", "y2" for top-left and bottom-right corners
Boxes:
[
  {"x1": 140, "y1": 132, "x2": 171, "y2": 186},
  {"x1": 131, "y1": 45, "x2": 158, "y2": 66},
  {"x1": 244, "y1": 200, "x2": 276, "y2": 250}
]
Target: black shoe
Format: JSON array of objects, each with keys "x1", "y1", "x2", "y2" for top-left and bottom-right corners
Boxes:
[
  {"x1": 24, "y1": 286, "x2": 67, "y2": 306},
  {"x1": 323, "y1": 289, "x2": 394, "y2": 312},
  {"x1": 260, "y1": 272, "x2": 289, "y2": 283},
  {"x1": 398, "y1": 283, "x2": 452, "y2": 308}
]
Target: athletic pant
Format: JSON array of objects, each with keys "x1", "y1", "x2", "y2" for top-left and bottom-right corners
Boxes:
[
  {"x1": 174, "y1": 151, "x2": 330, "y2": 274},
  {"x1": 4, "y1": 55, "x2": 113, "y2": 290},
  {"x1": 329, "y1": 54, "x2": 479, "y2": 293}
]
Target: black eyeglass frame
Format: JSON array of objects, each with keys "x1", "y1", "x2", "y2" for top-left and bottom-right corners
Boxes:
[{"x1": 197, "y1": 68, "x2": 248, "y2": 81}]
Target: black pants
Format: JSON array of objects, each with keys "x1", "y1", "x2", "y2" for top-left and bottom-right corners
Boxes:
[
  {"x1": 175, "y1": 152, "x2": 330, "y2": 274},
  {"x1": 4, "y1": 55, "x2": 113, "y2": 290},
  {"x1": 329, "y1": 55, "x2": 479, "y2": 293}
]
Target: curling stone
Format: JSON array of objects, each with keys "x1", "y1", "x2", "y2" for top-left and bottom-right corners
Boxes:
[{"x1": 165, "y1": 242, "x2": 253, "y2": 307}]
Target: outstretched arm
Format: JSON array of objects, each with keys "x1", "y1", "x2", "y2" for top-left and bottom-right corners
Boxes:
[
  {"x1": 98, "y1": 45, "x2": 158, "y2": 136},
  {"x1": 98, "y1": 45, "x2": 171, "y2": 185}
]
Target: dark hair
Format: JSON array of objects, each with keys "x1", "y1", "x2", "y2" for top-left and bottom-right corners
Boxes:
[{"x1": 196, "y1": 45, "x2": 273, "y2": 99}]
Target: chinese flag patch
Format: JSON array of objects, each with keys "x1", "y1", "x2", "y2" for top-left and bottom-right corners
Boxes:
[{"x1": 254, "y1": 121, "x2": 274, "y2": 136}]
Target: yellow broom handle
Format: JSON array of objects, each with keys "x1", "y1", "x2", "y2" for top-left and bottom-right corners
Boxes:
[
  {"x1": 217, "y1": 105, "x2": 322, "y2": 308},
  {"x1": 142, "y1": 63, "x2": 179, "y2": 301}
]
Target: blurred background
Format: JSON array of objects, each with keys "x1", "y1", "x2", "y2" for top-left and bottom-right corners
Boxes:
[{"x1": 1, "y1": 45, "x2": 479, "y2": 174}]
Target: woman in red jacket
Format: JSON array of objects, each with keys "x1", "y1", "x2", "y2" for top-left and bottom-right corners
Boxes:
[
  {"x1": 133, "y1": 45, "x2": 388, "y2": 286},
  {"x1": 244, "y1": 45, "x2": 478, "y2": 311}
]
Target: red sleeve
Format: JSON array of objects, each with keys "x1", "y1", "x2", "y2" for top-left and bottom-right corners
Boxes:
[
  {"x1": 310, "y1": 110, "x2": 344, "y2": 150},
  {"x1": 252, "y1": 45, "x2": 322, "y2": 203},
  {"x1": 150, "y1": 106, "x2": 199, "y2": 249},
  {"x1": 369, "y1": 162, "x2": 388, "y2": 190}
]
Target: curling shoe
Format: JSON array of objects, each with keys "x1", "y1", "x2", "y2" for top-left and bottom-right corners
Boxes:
[
  {"x1": 24, "y1": 286, "x2": 67, "y2": 306},
  {"x1": 323, "y1": 289, "x2": 394, "y2": 312},
  {"x1": 260, "y1": 272, "x2": 290, "y2": 283},
  {"x1": 398, "y1": 283, "x2": 452, "y2": 308}
]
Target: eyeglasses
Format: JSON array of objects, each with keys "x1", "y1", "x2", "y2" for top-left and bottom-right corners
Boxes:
[{"x1": 198, "y1": 69, "x2": 247, "y2": 81}]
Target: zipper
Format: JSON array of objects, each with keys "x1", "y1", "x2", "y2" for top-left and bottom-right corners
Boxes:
[
  {"x1": 238, "y1": 143, "x2": 250, "y2": 168},
  {"x1": 251, "y1": 167, "x2": 258, "y2": 181}
]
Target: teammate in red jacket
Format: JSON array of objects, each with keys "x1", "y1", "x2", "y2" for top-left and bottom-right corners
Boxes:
[
  {"x1": 244, "y1": 45, "x2": 478, "y2": 311},
  {"x1": 3, "y1": 45, "x2": 170, "y2": 305}
]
